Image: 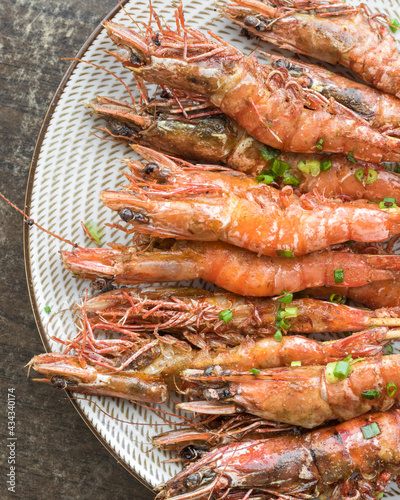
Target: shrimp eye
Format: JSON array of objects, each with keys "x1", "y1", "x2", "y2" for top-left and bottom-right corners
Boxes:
[
  {"x1": 108, "y1": 121, "x2": 134, "y2": 138},
  {"x1": 50, "y1": 377, "x2": 67, "y2": 389},
  {"x1": 184, "y1": 473, "x2": 202, "y2": 489},
  {"x1": 180, "y1": 446, "x2": 198, "y2": 461},
  {"x1": 144, "y1": 162, "x2": 159, "y2": 174},
  {"x1": 243, "y1": 15, "x2": 260, "y2": 28},
  {"x1": 119, "y1": 208, "x2": 134, "y2": 221},
  {"x1": 130, "y1": 53, "x2": 141, "y2": 65}
]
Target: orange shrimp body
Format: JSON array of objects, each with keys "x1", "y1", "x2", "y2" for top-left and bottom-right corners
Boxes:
[
  {"x1": 62, "y1": 240, "x2": 400, "y2": 297},
  {"x1": 180, "y1": 355, "x2": 400, "y2": 428},
  {"x1": 104, "y1": 19, "x2": 400, "y2": 163},
  {"x1": 224, "y1": 0, "x2": 400, "y2": 99},
  {"x1": 157, "y1": 409, "x2": 400, "y2": 500},
  {"x1": 101, "y1": 146, "x2": 400, "y2": 256}
]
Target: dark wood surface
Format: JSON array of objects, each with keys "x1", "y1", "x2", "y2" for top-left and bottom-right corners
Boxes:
[{"x1": 0, "y1": 1, "x2": 153, "y2": 498}]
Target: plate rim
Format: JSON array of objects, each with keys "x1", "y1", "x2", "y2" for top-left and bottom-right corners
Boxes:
[{"x1": 23, "y1": 0, "x2": 153, "y2": 493}]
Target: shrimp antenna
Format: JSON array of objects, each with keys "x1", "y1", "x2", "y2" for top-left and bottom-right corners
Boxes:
[
  {"x1": 61, "y1": 57, "x2": 136, "y2": 106},
  {"x1": 0, "y1": 192, "x2": 83, "y2": 249}
]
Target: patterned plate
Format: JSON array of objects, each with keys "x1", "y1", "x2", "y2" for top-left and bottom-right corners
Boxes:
[{"x1": 24, "y1": 0, "x2": 400, "y2": 496}]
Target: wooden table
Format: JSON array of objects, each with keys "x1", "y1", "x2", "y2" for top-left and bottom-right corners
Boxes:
[{"x1": 0, "y1": 1, "x2": 153, "y2": 498}]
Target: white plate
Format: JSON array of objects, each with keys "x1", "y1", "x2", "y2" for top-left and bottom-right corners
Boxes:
[{"x1": 25, "y1": 0, "x2": 400, "y2": 496}]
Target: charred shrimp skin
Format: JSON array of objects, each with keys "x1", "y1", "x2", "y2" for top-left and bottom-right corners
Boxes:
[
  {"x1": 104, "y1": 17, "x2": 400, "y2": 163},
  {"x1": 156, "y1": 409, "x2": 400, "y2": 500},
  {"x1": 224, "y1": 0, "x2": 400, "y2": 99}
]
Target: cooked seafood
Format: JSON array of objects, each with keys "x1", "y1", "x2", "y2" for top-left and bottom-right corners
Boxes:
[
  {"x1": 224, "y1": 0, "x2": 400, "y2": 98},
  {"x1": 61, "y1": 240, "x2": 400, "y2": 296},
  {"x1": 104, "y1": 18, "x2": 400, "y2": 162},
  {"x1": 100, "y1": 145, "x2": 400, "y2": 256},
  {"x1": 156, "y1": 409, "x2": 400, "y2": 500},
  {"x1": 179, "y1": 354, "x2": 400, "y2": 428}
]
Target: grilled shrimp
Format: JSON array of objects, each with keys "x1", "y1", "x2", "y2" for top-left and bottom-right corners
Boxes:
[
  {"x1": 100, "y1": 145, "x2": 400, "y2": 256},
  {"x1": 86, "y1": 287, "x2": 400, "y2": 337},
  {"x1": 224, "y1": 0, "x2": 400, "y2": 98},
  {"x1": 179, "y1": 354, "x2": 400, "y2": 428},
  {"x1": 104, "y1": 17, "x2": 400, "y2": 162},
  {"x1": 61, "y1": 240, "x2": 400, "y2": 297},
  {"x1": 91, "y1": 95, "x2": 400, "y2": 204},
  {"x1": 30, "y1": 328, "x2": 399, "y2": 402},
  {"x1": 156, "y1": 409, "x2": 400, "y2": 500}
]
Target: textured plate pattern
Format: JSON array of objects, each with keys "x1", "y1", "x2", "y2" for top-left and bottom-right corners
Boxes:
[{"x1": 27, "y1": 0, "x2": 400, "y2": 495}]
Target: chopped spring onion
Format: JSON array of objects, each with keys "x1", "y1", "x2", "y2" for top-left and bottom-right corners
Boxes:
[
  {"x1": 83, "y1": 220, "x2": 104, "y2": 246},
  {"x1": 334, "y1": 269, "x2": 344, "y2": 283},
  {"x1": 316, "y1": 138, "x2": 324, "y2": 150},
  {"x1": 219, "y1": 308, "x2": 233, "y2": 323},
  {"x1": 291, "y1": 361, "x2": 302, "y2": 367},
  {"x1": 276, "y1": 249, "x2": 294, "y2": 257},
  {"x1": 361, "y1": 422, "x2": 381, "y2": 440},
  {"x1": 282, "y1": 172, "x2": 301, "y2": 187},
  {"x1": 342, "y1": 354, "x2": 352, "y2": 363},
  {"x1": 383, "y1": 344, "x2": 394, "y2": 355},
  {"x1": 355, "y1": 169, "x2": 364, "y2": 182},
  {"x1": 44, "y1": 306, "x2": 51, "y2": 314},
  {"x1": 361, "y1": 390, "x2": 381, "y2": 400},
  {"x1": 375, "y1": 493, "x2": 384, "y2": 499},
  {"x1": 326, "y1": 362, "x2": 339, "y2": 383},
  {"x1": 281, "y1": 307, "x2": 298, "y2": 319},
  {"x1": 334, "y1": 361, "x2": 351, "y2": 379},
  {"x1": 256, "y1": 174, "x2": 275, "y2": 184},
  {"x1": 329, "y1": 293, "x2": 343, "y2": 303},
  {"x1": 355, "y1": 168, "x2": 378, "y2": 185},
  {"x1": 347, "y1": 147, "x2": 357, "y2": 163},
  {"x1": 389, "y1": 18, "x2": 400, "y2": 33},
  {"x1": 297, "y1": 159, "x2": 321, "y2": 177},
  {"x1": 259, "y1": 145, "x2": 281, "y2": 162},
  {"x1": 274, "y1": 330, "x2": 283, "y2": 342},
  {"x1": 250, "y1": 368, "x2": 261, "y2": 375},
  {"x1": 320, "y1": 159, "x2": 332, "y2": 172},
  {"x1": 271, "y1": 159, "x2": 291, "y2": 177},
  {"x1": 279, "y1": 318, "x2": 291, "y2": 330},
  {"x1": 278, "y1": 292, "x2": 293, "y2": 304},
  {"x1": 387, "y1": 382, "x2": 397, "y2": 397},
  {"x1": 379, "y1": 197, "x2": 397, "y2": 209}
]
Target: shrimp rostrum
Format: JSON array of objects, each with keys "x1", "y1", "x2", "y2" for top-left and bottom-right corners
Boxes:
[
  {"x1": 100, "y1": 145, "x2": 400, "y2": 257},
  {"x1": 156, "y1": 409, "x2": 400, "y2": 500},
  {"x1": 104, "y1": 15, "x2": 400, "y2": 163}
]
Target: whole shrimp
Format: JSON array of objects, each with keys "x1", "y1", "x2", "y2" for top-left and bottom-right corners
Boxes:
[
  {"x1": 61, "y1": 240, "x2": 400, "y2": 297},
  {"x1": 224, "y1": 0, "x2": 400, "y2": 98},
  {"x1": 30, "y1": 328, "x2": 399, "y2": 403},
  {"x1": 90, "y1": 96, "x2": 400, "y2": 204},
  {"x1": 85, "y1": 286, "x2": 400, "y2": 337},
  {"x1": 100, "y1": 145, "x2": 400, "y2": 256},
  {"x1": 104, "y1": 15, "x2": 400, "y2": 163},
  {"x1": 156, "y1": 409, "x2": 400, "y2": 500},
  {"x1": 179, "y1": 354, "x2": 400, "y2": 428}
]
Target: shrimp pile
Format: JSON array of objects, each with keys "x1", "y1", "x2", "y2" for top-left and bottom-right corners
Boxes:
[{"x1": 22, "y1": 2, "x2": 400, "y2": 499}]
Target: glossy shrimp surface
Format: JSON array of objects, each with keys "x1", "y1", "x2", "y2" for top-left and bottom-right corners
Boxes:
[
  {"x1": 104, "y1": 17, "x2": 400, "y2": 162},
  {"x1": 61, "y1": 240, "x2": 400, "y2": 297},
  {"x1": 157, "y1": 409, "x2": 400, "y2": 500},
  {"x1": 100, "y1": 146, "x2": 400, "y2": 256},
  {"x1": 224, "y1": 0, "x2": 400, "y2": 98},
  {"x1": 180, "y1": 354, "x2": 400, "y2": 428}
]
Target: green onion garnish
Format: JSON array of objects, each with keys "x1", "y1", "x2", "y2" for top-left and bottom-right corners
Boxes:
[
  {"x1": 276, "y1": 249, "x2": 294, "y2": 257},
  {"x1": 83, "y1": 220, "x2": 104, "y2": 246},
  {"x1": 326, "y1": 362, "x2": 339, "y2": 383},
  {"x1": 383, "y1": 344, "x2": 394, "y2": 355},
  {"x1": 279, "y1": 318, "x2": 291, "y2": 330},
  {"x1": 271, "y1": 159, "x2": 290, "y2": 177},
  {"x1": 329, "y1": 293, "x2": 343, "y2": 303},
  {"x1": 291, "y1": 361, "x2": 301, "y2": 367},
  {"x1": 342, "y1": 354, "x2": 352, "y2": 363},
  {"x1": 44, "y1": 306, "x2": 51, "y2": 314},
  {"x1": 361, "y1": 390, "x2": 381, "y2": 400},
  {"x1": 375, "y1": 493, "x2": 384, "y2": 499},
  {"x1": 316, "y1": 138, "x2": 324, "y2": 150},
  {"x1": 297, "y1": 159, "x2": 322, "y2": 177},
  {"x1": 347, "y1": 147, "x2": 357, "y2": 163},
  {"x1": 256, "y1": 174, "x2": 275, "y2": 184},
  {"x1": 320, "y1": 159, "x2": 332, "y2": 172},
  {"x1": 259, "y1": 145, "x2": 281, "y2": 162},
  {"x1": 379, "y1": 197, "x2": 397, "y2": 209},
  {"x1": 219, "y1": 309, "x2": 233, "y2": 323},
  {"x1": 281, "y1": 307, "x2": 298, "y2": 319},
  {"x1": 387, "y1": 382, "x2": 397, "y2": 397},
  {"x1": 361, "y1": 422, "x2": 381, "y2": 439},
  {"x1": 250, "y1": 368, "x2": 261, "y2": 375},
  {"x1": 389, "y1": 18, "x2": 400, "y2": 33},
  {"x1": 278, "y1": 292, "x2": 293, "y2": 304},
  {"x1": 333, "y1": 361, "x2": 351, "y2": 380},
  {"x1": 366, "y1": 169, "x2": 378, "y2": 184},
  {"x1": 274, "y1": 330, "x2": 283, "y2": 342},
  {"x1": 282, "y1": 172, "x2": 301, "y2": 187},
  {"x1": 334, "y1": 269, "x2": 344, "y2": 283},
  {"x1": 355, "y1": 169, "x2": 364, "y2": 182}
]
